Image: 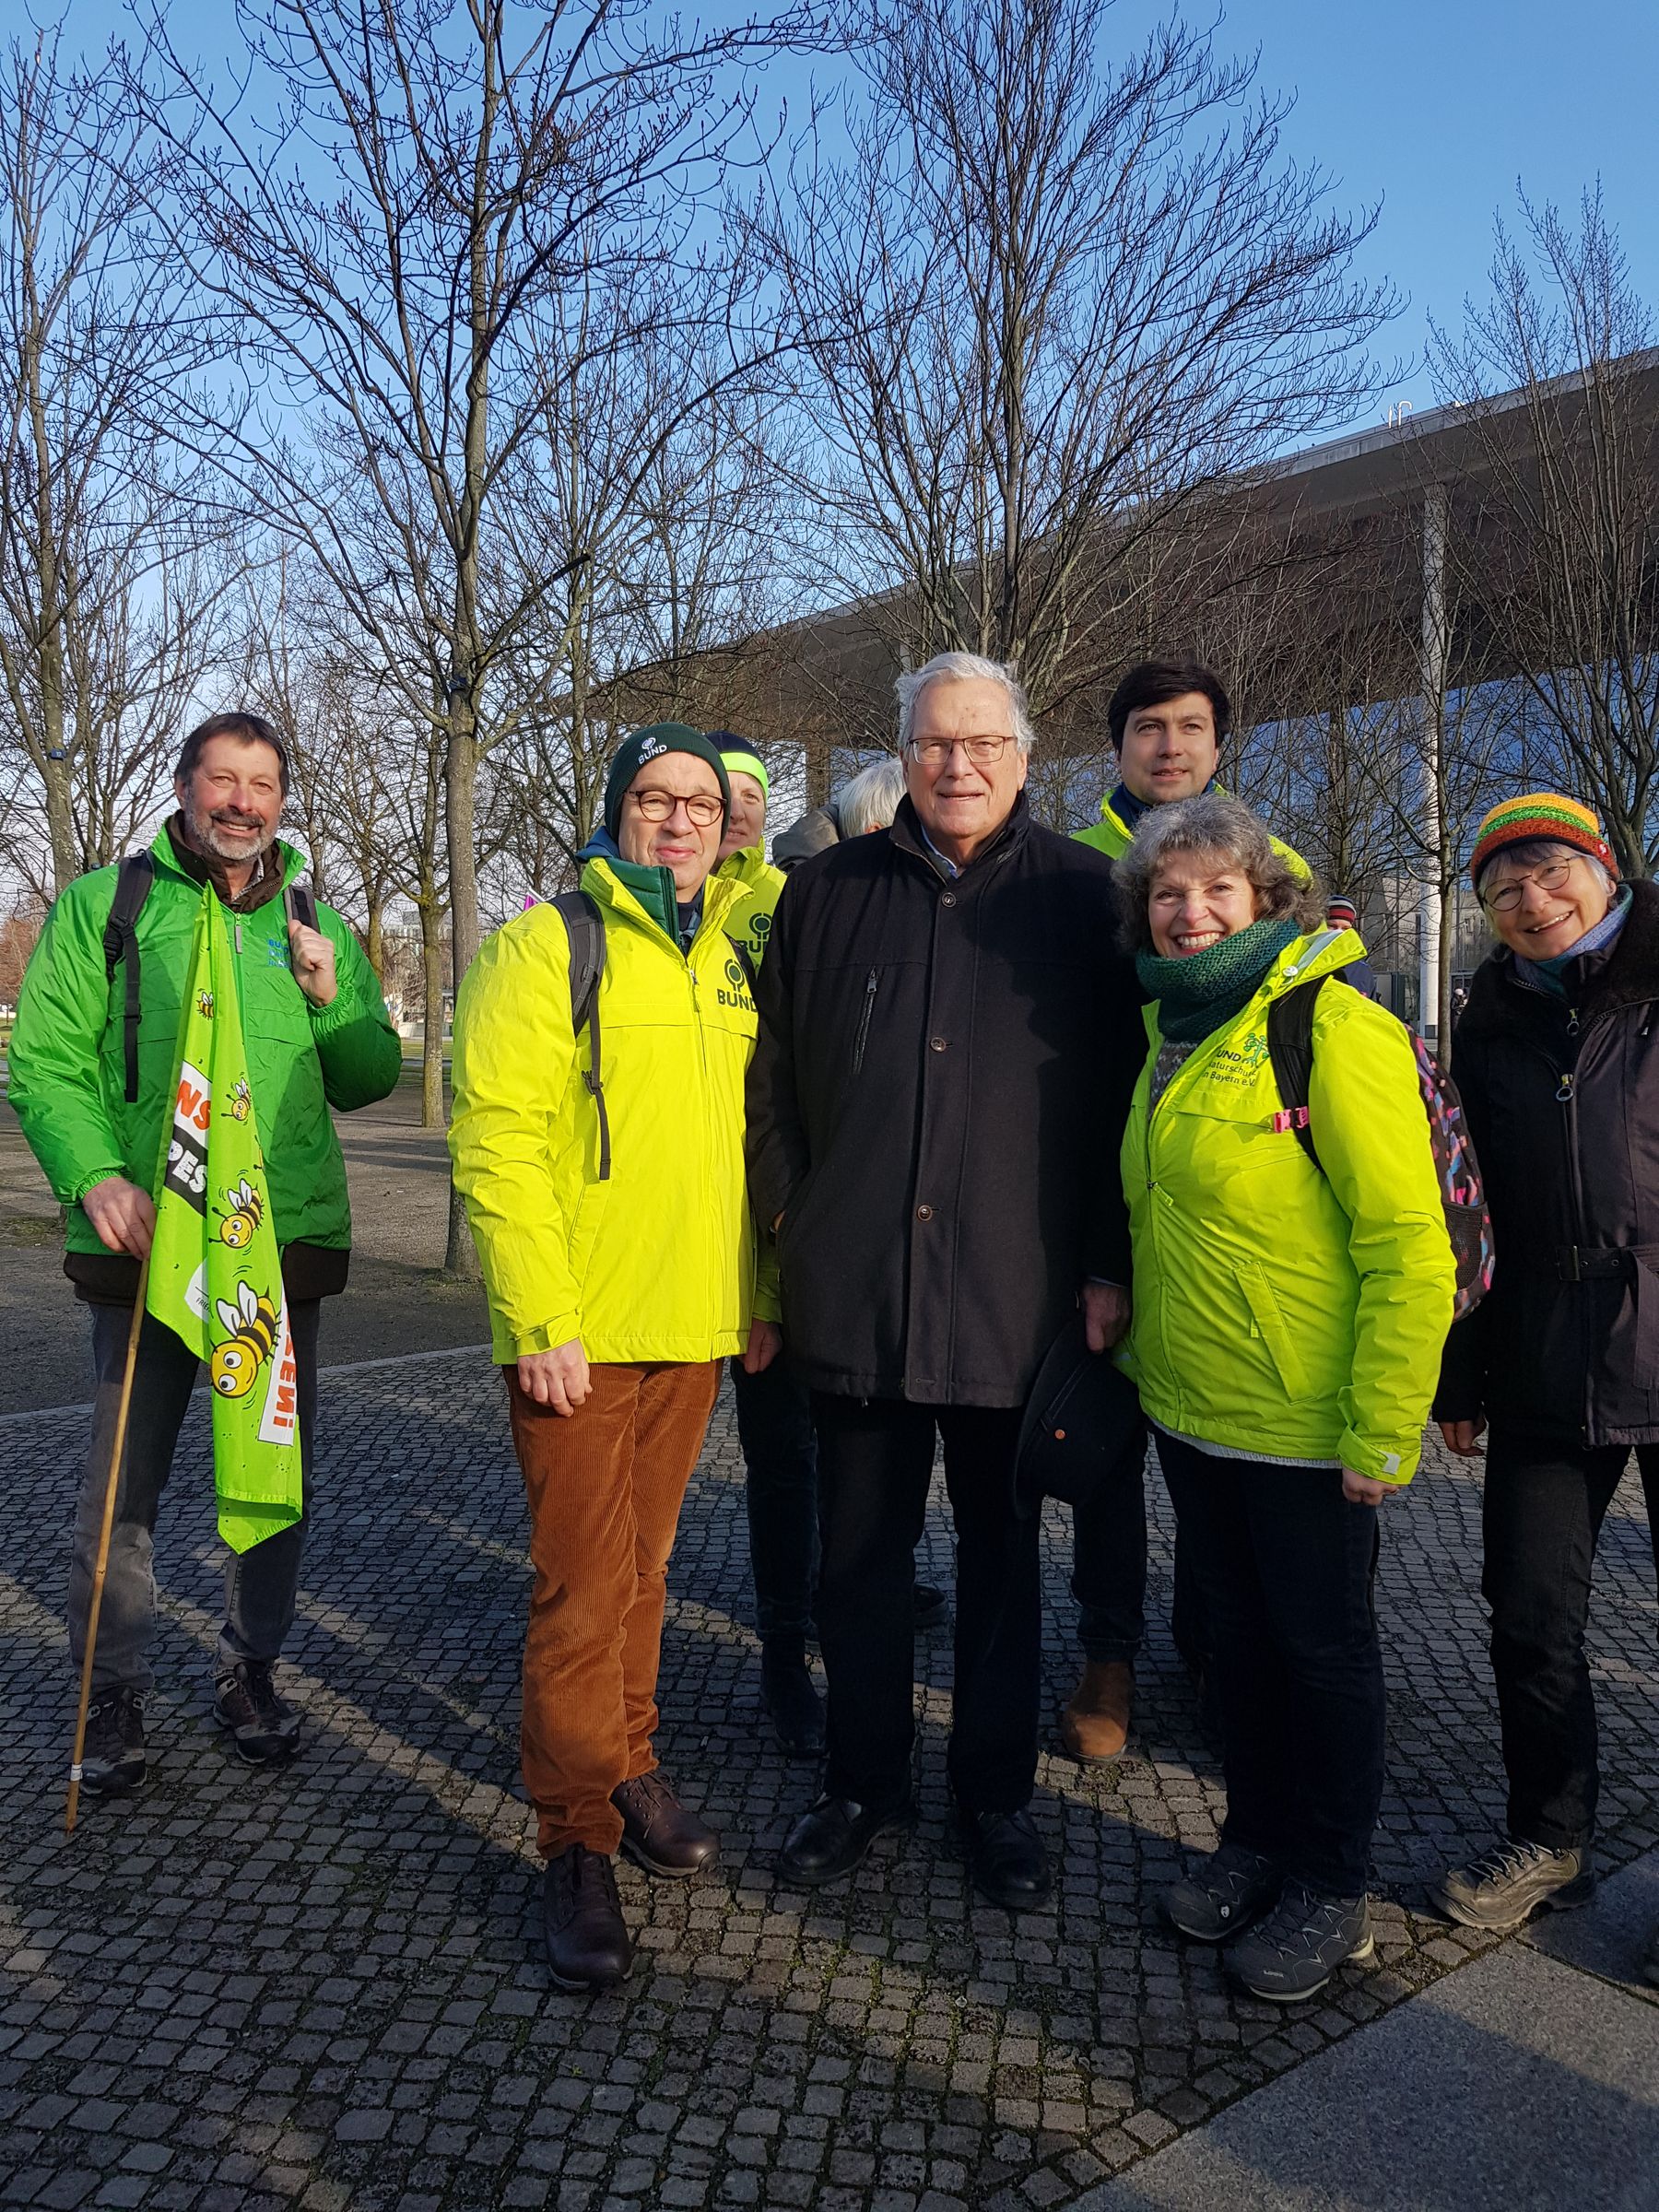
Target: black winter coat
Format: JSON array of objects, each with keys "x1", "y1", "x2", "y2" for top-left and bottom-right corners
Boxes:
[
  {"x1": 1436, "y1": 877, "x2": 1659, "y2": 1447},
  {"x1": 746, "y1": 793, "x2": 1144, "y2": 1406}
]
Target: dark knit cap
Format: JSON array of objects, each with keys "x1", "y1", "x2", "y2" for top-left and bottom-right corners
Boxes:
[{"x1": 602, "y1": 724, "x2": 730, "y2": 842}]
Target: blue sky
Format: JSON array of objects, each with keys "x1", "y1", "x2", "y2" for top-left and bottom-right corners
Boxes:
[{"x1": 53, "y1": 0, "x2": 1659, "y2": 436}]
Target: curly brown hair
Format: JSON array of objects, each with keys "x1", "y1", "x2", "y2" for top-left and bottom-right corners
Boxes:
[{"x1": 1113, "y1": 794, "x2": 1324, "y2": 953}]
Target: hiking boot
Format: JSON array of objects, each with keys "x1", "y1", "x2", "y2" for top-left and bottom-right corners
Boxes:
[
  {"x1": 1224, "y1": 1880, "x2": 1374, "y2": 2003},
  {"x1": 760, "y1": 1645, "x2": 826, "y2": 1758},
  {"x1": 543, "y1": 1845, "x2": 632, "y2": 1992},
  {"x1": 78, "y1": 1689, "x2": 146, "y2": 1796},
  {"x1": 610, "y1": 1771, "x2": 719, "y2": 1878},
  {"x1": 1428, "y1": 1837, "x2": 1594, "y2": 1932},
  {"x1": 1060, "y1": 1660, "x2": 1133, "y2": 1764},
  {"x1": 1162, "y1": 1841, "x2": 1284, "y2": 1944},
  {"x1": 213, "y1": 1660, "x2": 300, "y2": 1765}
]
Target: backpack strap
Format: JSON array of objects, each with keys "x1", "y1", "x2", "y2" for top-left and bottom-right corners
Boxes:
[
  {"x1": 1265, "y1": 974, "x2": 1327, "y2": 1173},
  {"x1": 550, "y1": 889, "x2": 610, "y2": 1182},
  {"x1": 101, "y1": 853, "x2": 156, "y2": 1105},
  {"x1": 283, "y1": 878, "x2": 320, "y2": 934}
]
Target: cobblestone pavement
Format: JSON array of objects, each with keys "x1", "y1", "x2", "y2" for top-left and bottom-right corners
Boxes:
[{"x1": 2, "y1": 1351, "x2": 1655, "y2": 2212}]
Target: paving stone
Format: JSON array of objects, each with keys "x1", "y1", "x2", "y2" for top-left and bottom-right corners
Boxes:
[{"x1": 1, "y1": 1376, "x2": 1653, "y2": 2208}]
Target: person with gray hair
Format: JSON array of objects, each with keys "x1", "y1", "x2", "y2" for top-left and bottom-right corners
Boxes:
[
  {"x1": 836, "y1": 756, "x2": 906, "y2": 840},
  {"x1": 747, "y1": 650, "x2": 1144, "y2": 1910},
  {"x1": 1113, "y1": 792, "x2": 1455, "y2": 2003}
]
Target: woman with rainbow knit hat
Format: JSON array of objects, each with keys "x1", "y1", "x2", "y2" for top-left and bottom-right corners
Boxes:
[{"x1": 1431, "y1": 792, "x2": 1659, "y2": 1990}]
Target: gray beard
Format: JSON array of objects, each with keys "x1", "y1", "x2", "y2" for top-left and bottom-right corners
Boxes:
[{"x1": 182, "y1": 801, "x2": 276, "y2": 864}]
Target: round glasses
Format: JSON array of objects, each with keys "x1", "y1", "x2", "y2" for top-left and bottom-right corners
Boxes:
[
  {"x1": 1480, "y1": 857, "x2": 1580, "y2": 913},
  {"x1": 629, "y1": 788, "x2": 725, "y2": 825},
  {"x1": 905, "y1": 735, "x2": 1012, "y2": 766}
]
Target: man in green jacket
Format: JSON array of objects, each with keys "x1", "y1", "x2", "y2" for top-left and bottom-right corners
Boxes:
[
  {"x1": 9, "y1": 712, "x2": 401, "y2": 1796},
  {"x1": 1064, "y1": 660, "x2": 1311, "y2": 1768}
]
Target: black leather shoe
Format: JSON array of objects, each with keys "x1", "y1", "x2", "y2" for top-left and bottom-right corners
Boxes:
[
  {"x1": 611, "y1": 1771, "x2": 720, "y2": 1878},
  {"x1": 542, "y1": 1845, "x2": 633, "y2": 1991},
  {"x1": 779, "y1": 1794, "x2": 916, "y2": 1887},
  {"x1": 960, "y1": 1808, "x2": 1052, "y2": 1912},
  {"x1": 760, "y1": 1647, "x2": 826, "y2": 1758}
]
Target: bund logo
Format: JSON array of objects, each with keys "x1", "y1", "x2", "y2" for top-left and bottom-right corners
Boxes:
[
  {"x1": 724, "y1": 957, "x2": 746, "y2": 988},
  {"x1": 751, "y1": 911, "x2": 772, "y2": 939},
  {"x1": 718, "y1": 955, "x2": 756, "y2": 1014}
]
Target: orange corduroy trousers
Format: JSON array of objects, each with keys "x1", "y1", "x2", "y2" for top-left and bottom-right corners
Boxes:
[{"x1": 506, "y1": 1359, "x2": 720, "y2": 1857}]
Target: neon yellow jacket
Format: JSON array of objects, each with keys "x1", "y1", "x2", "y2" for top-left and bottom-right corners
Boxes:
[
  {"x1": 449, "y1": 858, "x2": 778, "y2": 1364},
  {"x1": 1076, "y1": 786, "x2": 1311, "y2": 881},
  {"x1": 715, "y1": 843, "x2": 786, "y2": 968},
  {"x1": 1119, "y1": 928, "x2": 1454, "y2": 1483}
]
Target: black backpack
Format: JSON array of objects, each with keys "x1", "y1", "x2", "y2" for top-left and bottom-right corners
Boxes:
[
  {"x1": 102, "y1": 853, "x2": 320, "y2": 1104},
  {"x1": 547, "y1": 889, "x2": 756, "y2": 1185}
]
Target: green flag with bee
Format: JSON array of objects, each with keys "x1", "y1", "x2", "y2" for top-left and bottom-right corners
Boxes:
[{"x1": 146, "y1": 884, "x2": 304, "y2": 1553}]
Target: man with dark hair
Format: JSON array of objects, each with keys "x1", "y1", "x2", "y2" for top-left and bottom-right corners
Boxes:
[
  {"x1": 1064, "y1": 659, "x2": 1309, "y2": 1768},
  {"x1": 10, "y1": 712, "x2": 402, "y2": 1796}
]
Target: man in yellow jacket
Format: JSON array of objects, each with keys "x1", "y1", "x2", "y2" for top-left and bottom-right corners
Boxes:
[{"x1": 450, "y1": 723, "x2": 779, "y2": 1993}]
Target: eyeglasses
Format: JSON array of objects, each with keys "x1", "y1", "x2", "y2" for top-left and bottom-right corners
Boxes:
[
  {"x1": 1480, "y1": 857, "x2": 1580, "y2": 913},
  {"x1": 629, "y1": 788, "x2": 724, "y2": 825},
  {"x1": 905, "y1": 735, "x2": 1013, "y2": 766}
]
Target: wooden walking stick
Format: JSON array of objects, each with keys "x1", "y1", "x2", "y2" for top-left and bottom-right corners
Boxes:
[{"x1": 65, "y1": 1252, "x2": 151, "y2": 1834}]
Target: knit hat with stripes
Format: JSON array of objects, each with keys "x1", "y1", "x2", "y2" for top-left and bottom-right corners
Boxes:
[{"x1": 1469, "y1": 793, "x2": 1616, "y2": 890}]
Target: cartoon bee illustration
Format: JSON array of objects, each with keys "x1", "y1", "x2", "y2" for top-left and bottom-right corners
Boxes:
[
  {"x1": 195, "y1": 990, "x2": 216, "y2": 1018},
  {"x1": 225, "y1": 1077, "x2": 253, "y2": 1124},
  {"x1": 210, "y1": 1280, "x2": 280, "y2": 1399},
  {"x1": 216, "y1": 1177, "x2": 265, "y2": 1251}
]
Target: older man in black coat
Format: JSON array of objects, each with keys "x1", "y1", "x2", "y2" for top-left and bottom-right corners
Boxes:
[{"x1": 746, "y1": 652, "x2": 1144, "y2": 1908}]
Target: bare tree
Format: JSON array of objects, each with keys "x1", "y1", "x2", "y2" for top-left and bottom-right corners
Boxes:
[
  {"x1": 759, "y1": 0, "x2": 1394, "y2": 724},
  {"x1": 1429, "y1": 188, "x2": 1659, "y2": 877},
  {"x1": 0, "y1": 28, "x2": 224, "y2": 895}
]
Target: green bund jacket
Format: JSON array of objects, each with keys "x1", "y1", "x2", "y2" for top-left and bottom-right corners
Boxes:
[
  {"x1": 1075, "y1": 786, "x2": 1312, "y2": 881},
  {"x1": 10, "y1": 830, "x2": 402, "y2": 1272},
  {"x1": 1119, "y1": 928, "x2": 1454, "y2": 1483}
]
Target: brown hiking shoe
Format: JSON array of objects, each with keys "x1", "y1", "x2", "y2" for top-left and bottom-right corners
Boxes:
[{"x1": 1060, "y1": 1660, "x2": 1132, "y2": 1763}]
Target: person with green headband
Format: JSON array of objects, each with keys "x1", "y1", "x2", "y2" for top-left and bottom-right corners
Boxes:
[{"x1": 1113, "y1": 792, "x2": 1454, "y2": 2005}]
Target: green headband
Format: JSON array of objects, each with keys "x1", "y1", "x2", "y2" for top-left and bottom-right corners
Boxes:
[{"x1": 715, "y1": 742, "x2": 769, "y2": 804}]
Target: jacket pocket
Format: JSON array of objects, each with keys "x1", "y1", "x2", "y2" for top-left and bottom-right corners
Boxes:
[
  {"x1": 1237, "y1": 1260, "x2": 1310, "y2": 1400},
  {"x1": 853, "y1": 967, "x2": 879, "y2": 1076}
]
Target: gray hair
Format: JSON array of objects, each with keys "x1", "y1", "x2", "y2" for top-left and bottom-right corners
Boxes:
[
  {"x1": 895, "y1": 651, "x2": 1036, "y2": 754},
  {"x1": 1114, "y1": 793, "x2": 1324, "y2": 953},
  {"x1": 1475, "y1": 834, "x2": 1617, "y2": 913},
  {"x1": 836, "y1": 756, "x2": 906, "y2": 839}
]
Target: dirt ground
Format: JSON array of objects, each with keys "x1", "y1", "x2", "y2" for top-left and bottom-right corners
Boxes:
[{"x1": 0, "y1": 1067, "x2": 489, "y2": 1416}]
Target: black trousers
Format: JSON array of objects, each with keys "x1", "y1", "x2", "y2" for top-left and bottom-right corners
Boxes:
[
  {"x1": 811, "y1": 1394, "x2": 1038, "y2": 1817},
  {"x1": 732, "y1": 1356, "x2": 819, "y2": 1648},
  {"x1": 1484, "y1": 1426, "x2": 1659, "y2": 1852},
  {"x1": 1159, "y1": 1434, "x2": 1385, "y2": 1898}
]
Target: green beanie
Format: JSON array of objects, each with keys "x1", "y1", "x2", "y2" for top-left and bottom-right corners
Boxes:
[
  {"x1": 603, "y1": 724, "x2": 731, "y2": 842},
  {"x1": 709, "y1": 730, "x2": 770, "y2": 803}
]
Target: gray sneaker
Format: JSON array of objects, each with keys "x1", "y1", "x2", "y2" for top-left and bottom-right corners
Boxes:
[
  {"x1": 1428, "y1": 1837, "x2": 1594, "y2": 1933},
  {"x1": 1162, "y1": 1842, "x2": 1283, "y2": 1943},
  {"x1": 1223, "y1": 1880, "x2": 1373, "y2": 2003},
  {"x1": 79, "y1": 1689, "x2": 146, "y2": 1796},
  {"x1": 214, "y1": 1660, "x2": 300, "y2": 1765}
]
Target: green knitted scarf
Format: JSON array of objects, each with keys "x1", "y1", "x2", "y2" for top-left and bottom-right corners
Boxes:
[{"x1": 1135, "y1": 916, "x2": 1301, "y2": 1043}]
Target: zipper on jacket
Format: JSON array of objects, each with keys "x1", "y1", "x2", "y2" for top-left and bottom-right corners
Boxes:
[
  {"x1": 235, "y1": 920, "x2": 243, "y2": 954},
  {"x1": 853, "y1": 968, "x2": 878, "y2": 1076}
]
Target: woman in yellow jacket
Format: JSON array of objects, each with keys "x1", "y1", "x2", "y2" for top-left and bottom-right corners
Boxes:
[
  {"x1": 1115, "y1": 794, "x2": 1454, "y2": 2004},
  {"x1": 450, "y1": 724, "x2": 779, "y2": 1994}
]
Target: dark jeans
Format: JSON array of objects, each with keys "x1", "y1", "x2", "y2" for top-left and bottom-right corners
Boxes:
[
  {"x1": 732, "y1": 1356, "x2": 818, "y2": 1648},
  {"x1": 1070, "y1": 1422, "x2": 1148, "y2": 1665},
  {"x1": 1159, "y1": 1434, "x2": 1386, "y2": 1897},
  {"x1": 1484, "y1": 1426, "x2": 1659, "y2": 1852},
  {"x1": 68, "y1": 1299, "x2": 320, "y2": 1696},
  {"x1": 812, "y1": 1394, "x2": 1039, "y2": 1817}
]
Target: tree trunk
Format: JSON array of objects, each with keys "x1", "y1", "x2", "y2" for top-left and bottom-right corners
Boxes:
[
  {"x1": 418, "y1": 897, "x2": 445, "y2": 1132},
  {"x1": 441, "y1": 707, "x2": 482, "y2": 1277}
]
